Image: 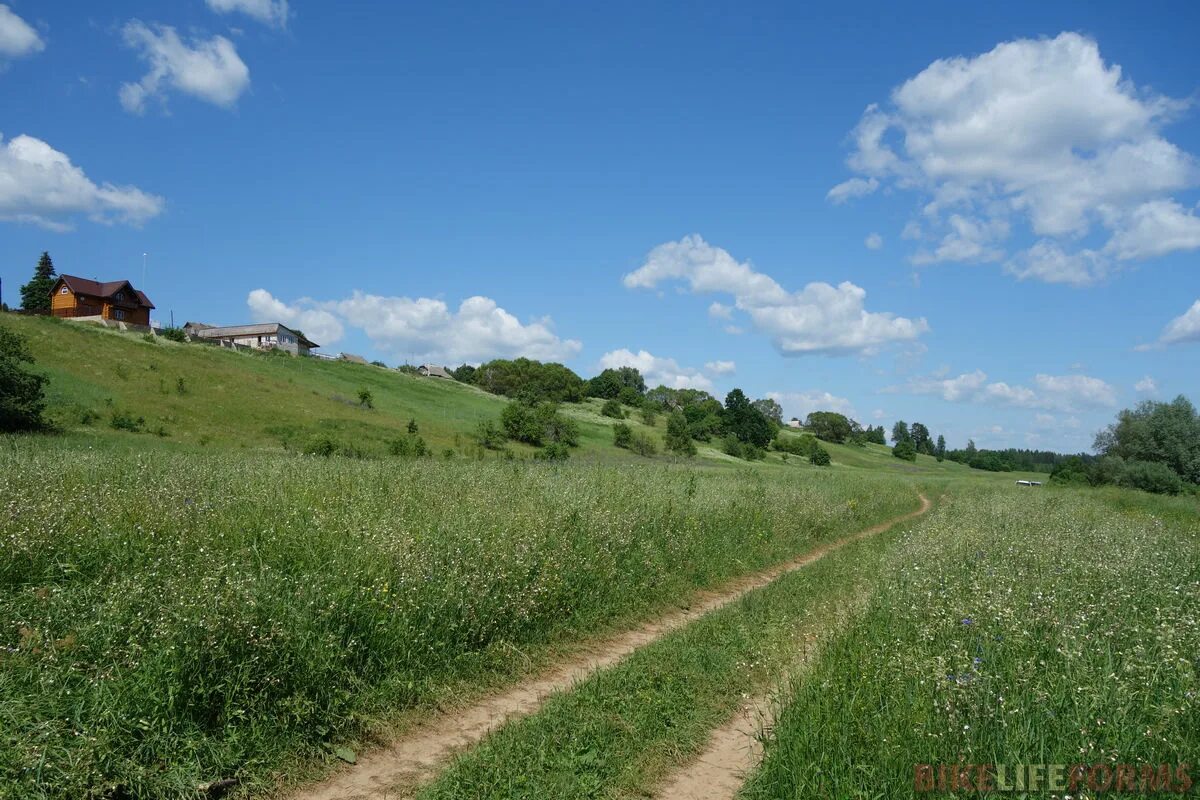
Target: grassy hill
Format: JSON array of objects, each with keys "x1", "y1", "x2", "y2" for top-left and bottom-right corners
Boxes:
[{"x1": 3, "y1": 312, "x2": 986, "y2": 476}]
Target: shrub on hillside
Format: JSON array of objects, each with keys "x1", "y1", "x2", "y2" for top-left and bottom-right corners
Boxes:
[
  {"x1": 722, "y1": 433, "x2": 764, "y2": 461},
  {"x1": 892, "y1": 440, "x2": 917, "y2": 462},
  {"x1": 534, "y1": 441, "x2": 570, "y2": 461},
  {"x1": 640, "y1": 406, "x2": 659, "y2": 427},
  {"x1": 629, "y1": 431, "x2": 658, "y2": 457},
  {"x1": 809, "y1": 444, "x2": 832, "y2": 466},
  {"x1": 389, "y1": 434, "x2": 428, "y2": 458},
  {"x1": 612, "y1": 422, "x2": 633, "y2": 449},
  {"x1": 500, "y1": 401, "x2": 579, "y2": 448},
  {"x1": 475, "y1": 419, "x2": 507, "y2": 450},
  {"x1": 601, "y1": 398, "x2": 624, "y2": 419},
  {"x1": 109, "y1": 410, "x2": 145, "y2": 433},
  {"x1": 159, "y1": 327, "x2": 187, "y2": 343},
  {"x1": 0, "y1": 327, "x2": 48, "y2": 433},
  {"x1": 304, "y1": 434, "x2": 339, "y2": 457},
  {"x1": 664, "y1": 410, "x2": 697, "y2": 457}
]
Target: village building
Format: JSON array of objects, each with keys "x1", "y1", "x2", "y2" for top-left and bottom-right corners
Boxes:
[
  {"x1": 183, "y1": 322, "x2": 319, "y2": 356},
  {"x1": 338, "y1": 352, "x2": 368, "y2": 365},
  {"x1": 50, "y1": 275, "x2": 155, "y2": 327},
  {"x1": 417, "y1": 363, "x2": 452, "y2": 378}
]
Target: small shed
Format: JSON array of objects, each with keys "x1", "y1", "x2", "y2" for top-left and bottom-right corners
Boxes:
[{"x1": 418, "y1": 363, "x2": 452, "y2": 379}]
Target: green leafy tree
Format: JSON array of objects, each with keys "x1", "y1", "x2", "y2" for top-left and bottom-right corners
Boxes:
[
  {"x1": 664, "y1": 410, "x2": 697, "y2": 457},
  {"x1": 0, "y1": 327, "x2": 48, "y2": 432},
  {"x1": 20, "y1": 252, "x2": 57, "y2": 312},
  {"x1": 451, "y1": 364, "x2": 477, "y2": 383},
  {"x1": 910, "y1": 422, "x2": 932, "y2": 454},
  {"x1": 752, "y1": 398, "x2": 784, "y2": 426},
  {"x1": 935, "y1": 434, "x2": 946, "y2": 462},
  {"x1": 892, "y1": 439, "x2": 917, "y2": 461},
  {"x1": 805, "y1": 411, "x2": 854, "y2": 444},
  {"x1": 475, "y1": 358, "x2": 586, "y2": 403},
  {"x1": 1094, "y1": 395, "x2": 1200, "y2": 484},
  {"x1": 722, "y1": 388, "x2": 773, "y2": 447},
  {"x1": 891, "y1": 420, "x2": 910, "y2": 444}
]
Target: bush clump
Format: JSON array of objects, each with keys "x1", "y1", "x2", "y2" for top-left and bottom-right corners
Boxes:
[
  {"x1": 600, "y1": 398, "x2": 625, "y2": 419},
  {"x1": 500, "y1": 401, "x2": 579, "y2": 448},
  {"x1": 612, "y1": 422, "x2": 633, "y2": 449}
]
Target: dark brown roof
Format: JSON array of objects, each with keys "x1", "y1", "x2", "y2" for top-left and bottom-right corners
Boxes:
[{"x1": 56, "y1": 274, "x2": 155, "y2": 309}]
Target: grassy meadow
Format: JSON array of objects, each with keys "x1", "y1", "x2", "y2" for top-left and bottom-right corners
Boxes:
[
  {"x1": 6, "y1": 313, "x2": 1186, "y2": 800},
  {"x1": 743, "y1": 486, "x2": 1200, "y2": 799},
  {"x1": 0, "y1": 314, "x2": 983, "y2": 478},
  {"x1": 0, "y1": 439, "x2": 921, "y2": 798}
]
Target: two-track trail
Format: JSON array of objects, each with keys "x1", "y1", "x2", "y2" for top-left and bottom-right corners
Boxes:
[{"x1": 289, "y1": 493, "x2": 932, "y2": 800}]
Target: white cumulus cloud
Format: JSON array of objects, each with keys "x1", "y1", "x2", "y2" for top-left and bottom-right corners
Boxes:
[
  {"x1": 704, "y1": 360, "x2": 736, "y2": 376},
  {"x1": 623, "y1": 235, "x2": 928, "y2": 356},
  {"x1": 865, "y1": 232, "x2": 883, "y2": 250},
  {"x1": 120, "y1": 21, "x2": 250, "y2": 113},
  {"x1": 247, "y1": 289, "x2": 344, "y2": 346},
  {"x1": 1152, "y1": 299, "x2": 1200, "y2": 347},
  {"x1": 0, "y1": 133, "x2": 164, "y2": 230},
  {"x1": 205, "y1": 0, "x2": 289, "y2": 28},
  {"x1": 889, "y1": 368, "x2": 1117, "y2": 412},
  {"x1": 598, "y1": 349, "x2": 713, "y2": 391},
  {"x1": 766, "y1": 390, "x2": 857, "y2": 422},
  {"x1": 247, "y1": 289, "x2": 581, "y2": 364},
  {"x1": 0, "y1": 4, "x2": 42, "y2": 61},
  {"x1": 830, "y1": 32, "x2": 1200, "y2": 284},
  {"x1": 1134, "y1": 376, "x2": 1157, "y2": 394},
  {"x1": 826, "y1": 177, "x2": 878, "y2": 204}
]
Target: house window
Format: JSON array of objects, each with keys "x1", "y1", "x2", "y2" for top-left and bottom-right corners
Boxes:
[
  {"x1": 115, "y1": 291, "x2": 125, "y2": 302},
  {"x1": 60, "y1": 287, "x2": 69, "y2": 294},
  {"x1": 114, "y1": 309, "x2": 126, "y2": 321}
]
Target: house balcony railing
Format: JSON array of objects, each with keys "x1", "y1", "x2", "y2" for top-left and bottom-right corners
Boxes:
[{"x1": 52, "y1": 305, "x2": 103, "y2": 318}]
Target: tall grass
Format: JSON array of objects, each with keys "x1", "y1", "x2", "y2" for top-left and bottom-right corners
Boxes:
[
  {"x1": 743, "y1": 486, "x2": 1200, "y2": 799},
  {"x1": 0, "y1": 440, "x2": 919, "y2": 798}
]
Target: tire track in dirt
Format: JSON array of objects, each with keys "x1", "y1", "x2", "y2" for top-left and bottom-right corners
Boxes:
[
  {"x1": 652, "y1": 492, "x2": 936, "y2": 800},
  {"x1": 287, "y1": 494, "x2": 931, "y2": 800}
]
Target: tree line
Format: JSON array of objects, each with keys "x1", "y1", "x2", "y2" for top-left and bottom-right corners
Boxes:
[{"x1": 1051, "y1": 395, "x2": 1200, "y2": 495}]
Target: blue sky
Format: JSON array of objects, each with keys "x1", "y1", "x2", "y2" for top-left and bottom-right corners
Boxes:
[{"x1": 2, "y1": 0, "x2": 1198, "y2": 453}]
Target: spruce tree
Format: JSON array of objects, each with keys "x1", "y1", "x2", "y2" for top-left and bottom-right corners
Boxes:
[{"x1": 20, "y1": 252, "x2": 58, "y2": 312}]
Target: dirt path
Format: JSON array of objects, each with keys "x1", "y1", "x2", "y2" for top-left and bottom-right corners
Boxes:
[
  {"x1": 288, "y1": 494, "x2": 931, "y2": 800},
  {"x1": 653, "y1": 698, "x2": 772, "y2": 800},
  {"x1": 653, "y1": 493, "x2": 935, "y2": 800}
]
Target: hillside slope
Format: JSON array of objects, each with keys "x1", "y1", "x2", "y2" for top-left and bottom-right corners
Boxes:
[{"x1": 2, "y1": 313, "x2": 980, "y2": 475}]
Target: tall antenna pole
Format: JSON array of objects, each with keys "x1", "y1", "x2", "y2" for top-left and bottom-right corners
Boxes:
[{"x1": 142, "y1": 252, "x2": 147, "y2": 289}]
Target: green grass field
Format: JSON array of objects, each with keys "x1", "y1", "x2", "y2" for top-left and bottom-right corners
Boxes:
[
  {"x1": 6, "y1": 312, "x2": 1182, "y2": 800},
  {"x1": 743, "y1": 486, "x2": 1200, "y2": 799},
  {"x1": 0, "y1": 313, "x2": 988, "y2": 478},
  {"x1": 0, "y1": 439, "x2": 922, "y2": 797}
]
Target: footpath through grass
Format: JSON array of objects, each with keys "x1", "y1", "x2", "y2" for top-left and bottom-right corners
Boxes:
[
  {"x1": 415, "y1": 498, "x2": 929, "y2": 800},
  {"x1": 742, "y1": 485, "x2": 1200, "y2": 799},
  {"x1": 0, "y1": 440, "x2": 919, "y2": 798}
]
